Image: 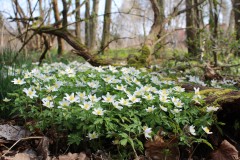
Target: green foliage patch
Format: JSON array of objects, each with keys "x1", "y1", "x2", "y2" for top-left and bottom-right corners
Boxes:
[{"x1": 3, "y1": 61, "x2": 220, "y2": 158}]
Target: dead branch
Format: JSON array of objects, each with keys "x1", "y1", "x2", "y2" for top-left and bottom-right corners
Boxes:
[
  {"x1": 32, "y1": 26, "x2": 110, "y2": 66},
  {"x1": 97, "y1": 36, "x2": 136, "y2": 55},
  {"x1": 174, "y1": 0, "x2": 206, "y2": 16},
  {"x1": 67, "y1": 0, "x2": 86, "y2": 17},
  {"x1": 1, "y1": 136, "x2": 44, "y2": 157},
  {"x1": 39, "y1": 35, "x2": 50, "y2": 66},
  {"x1": 8, "y1": 17, "x2": 40, "y2": 22},
  {"x1": 220, "y1": 63, "x2": 240, "y2": 68}
]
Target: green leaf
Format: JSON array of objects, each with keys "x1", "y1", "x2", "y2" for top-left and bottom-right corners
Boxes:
[
  {"x1": 119, "y1": 133, "x2": 128, "y2": 138},
  {"x1": 94, "y1": 118, "x2": 103, "y2": 125},
  {"x1": 120, "y1": 139, "x2": 128, "y2": 146},
  {"x1": 197, "y1": 139, "x2": 213, "y2": 150},
  {"x1": 128, "y1": 138, "x2": 135, "y2": 148},
  {"x1": 135, "y1": 139, "x2": 144, "y2": 150}
]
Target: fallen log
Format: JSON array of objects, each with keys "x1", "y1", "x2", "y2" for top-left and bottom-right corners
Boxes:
[
  {"x1": 181, "y1": 83, "x2": 240, "y2": 106},
  {"x1": 181, "y1": 83, "x2": 240, "y2": 155}
]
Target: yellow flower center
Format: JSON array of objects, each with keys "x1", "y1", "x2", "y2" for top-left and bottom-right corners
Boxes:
[
  {"x1": 28, "y1": 90, "x2": 33, "y2": 95},
  {"x1": 69, "y1": 96, "x2": 75, "y2": 101},
  {"x1": 96, "y1": 110, "x2": 102, "y2": 115}
]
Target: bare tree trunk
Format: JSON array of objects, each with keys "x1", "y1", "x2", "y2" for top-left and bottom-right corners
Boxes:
[
  {"x1": 90, "y1": 0, "x2": 99, "y2": 50},
  {"x1": 85, "y1": 0, "x2": 90, "y2": 48},
  {"x1": 39, "y1": 0, "x2": 44, "y2": 18},
  {"x1": 100, "y1": 0, "x2": 112, "y2": 53},
  {"x1": 11, "y1": 0, "x2": 24, "y2": 42},
  {"x1": 152, "y1": 0, "x2": 165, "y2": 58},
  {"x1": 144, "y1": 0, "x2": 165, "y2": 65},
  {"x1": 12, "y1": 0, "x2": 26, "y2": 27},
  {"x1": 186, "y1": 0, "x2": 200, "y2": 57},
  {"x1": 62, "y1": 0, "x2": 68, "y2": 28},
  {"x1": 148, "y1": 0, "x2": 165, "y2": 40},
  {"x1": 209, "y1": 0, "x2": 219, "y2": 66},
  {"x1": 194, "y1": 0, "x2": 202, "y2": 49},
  {"x1": 27, "y1": 0, "x2": 32, "y2": 14},
  {"x1": 228, "y1": 0, "x2": 235, "y2": 32},
  {"x1": 37, "y1": 0, "x2": 44, "y2": 50},
  {"x1": 234, "y1": 0, "x2": 240, "y2": 56},
  {"x1": 52, "y1": 0, "x2": 64, "y2": 56},
  {"x1": 11, "y1": 0, "x2": 30, "y2": 53},
  {"x1": 75, "y1": 0, "x2": 82, "y2": 42},
  {"x1": 0, "y1": 15, "x2": 4, "y2": 48}
]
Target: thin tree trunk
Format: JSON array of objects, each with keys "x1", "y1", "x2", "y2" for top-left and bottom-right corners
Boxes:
[
  {"x1": 90, "y1": 0, "x2": 99, "y2": 50},
  {"x1": 11, "y1": 0, "x2": 24, "y2": 42},
  {"x1": 37, "y1": 0, "x2": 44, "y2": 50},
  {"x1": 62, "y1": 0, "x2": 68, "y2": 28},
  {"x1": 1, "y1": 18, "x2": 4, "y2": 48},
  {"x1": 228, "y1": 0, "x2": 235, "y2": 32},
  {"x1": 186, "y1": 0, "x2": 199, "y2": 56},
  {"x1": 100, "y1": 0, "x2": 112, "y2": 53},
  {"x1": 75, "y1": 0, "x2": 82, "y2": 42},
  {"x1": 209, "y1": 0, "x2": 218, "y2": 66},
  {"x1": 194, "y1": 0, "x2": 201, "y2": 49},
  {"x1": 27, "y1": 0, "x2": 32, "y2": 14},
  {"x1": 52, "y1": 0, "x2": 64, "y2": 56},
  {"x1": 11, "y1": 0, "x2": 32, "y2": 52},
  {"x1": 85, "y1": 0, "x2": 90, "y2": 48},
  {"x1": 234, "y1": 0, "x2": 240, "y2": 56},
  {"x1": 144, "y1": 0, "x2": 165, "y2": 65},
  {"x1": 12, "y1": 0, "x2": 26, "y2": 27},
  {"x1": 39, "y1": 0, "x2": 44, "y2": 18},
  {"x1": 147, "y1": 0, "x2": 165, "y2": 44},
  {"x1": 153, "y1": 0, "x2": 165, "y2": 57}
]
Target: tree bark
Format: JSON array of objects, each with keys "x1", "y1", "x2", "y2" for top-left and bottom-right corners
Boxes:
[
  {"x1": 148, "y1": 0, "x2": 165, "y2": 44},
  {"x1": 11, "y1": 0, "x2": 36, "y2": 51},
  {"x1": 27, "y1": 0, "x2": 32, "y2": 14},
  {"x1": 85, "y1": 0, "x2": 90, "y2": 48},
  {"x1": 234, "y1": 0, "x2": 240, "y2": 56},
  {"x1": 61, "y1": 0, "x2": 68, "y2": 28},
  {"x1": 209, "y1": 0, "x2": 219, "y2": 66},
  {"x1": 39, "y1": 0, "x2": 44, "y2": 19},
  {"x1": 12, "y1": 0, "x2": 24, "y2": 42},
  {"x1": 150, "y1": 0, "x2": 165, "y2": 58},
  {"x1": 52, "y1": 0, "x2": 64, "y2": 56},
  {"x1": 37, "y1": 0, "x2": 44, "y2": 50},
  {"x1": 228, "y1": 0, "x2": 235, "y2": 32},
  {"x1": 186, "y1": 0, "x2": 200, "y2": 57},
  {"x1": 75, "y1": 0, "x2": 82, "y2": 42},
  {"x1": 100, "y1": 0, "x2": 112, "y2": 53},
  {"x1": 12, "y1": 0, "x2": 27, "y2": 27},
  {"x1": 90, "y1": 0, "x2": 99, "y2": 50},
  {"x1": 141, "y1": 0, "x2": 165, "y2": 65}
]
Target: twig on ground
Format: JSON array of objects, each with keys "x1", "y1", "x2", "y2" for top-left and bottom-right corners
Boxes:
[{"x1": 1, "y1": 136, "x2": 44, "y2": 157}]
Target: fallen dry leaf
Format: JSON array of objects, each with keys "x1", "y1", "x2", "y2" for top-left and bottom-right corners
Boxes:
[
  {"x1": 12, "y1": 153, "x2": 31, "y2": 160},
  {"x1": 210, "y1": 140, "x2": 239, "y2": 160},
  {"x1": 0, "y1": 124, "x2": 30, "y2": 141},
  {"x1": 78, "y1": 152, "x2": 88, "y2": 160},
  {"x1": 145, "y1": 135, "x2": 180, "y2": 160},
  {"x1": 58, "y1": 152, "x2": 79, "y2": 160}
]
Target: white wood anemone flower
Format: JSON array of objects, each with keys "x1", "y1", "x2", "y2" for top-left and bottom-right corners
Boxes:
[
  {"x1": 143, "y1": 126, "x2": 152, "y2": 139},
  {"x1": 12, "y1": 78, "x2": 26, "y2": 85},
  {"x1": 202, "y1": 126, "x2": 213, "y2": 134},
  {"x1": 189, "y1": 125, "x2": 196, "y2": 136},
  {"x1": 23, "y1": 88, "x2": 38, "y2": 99}
]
